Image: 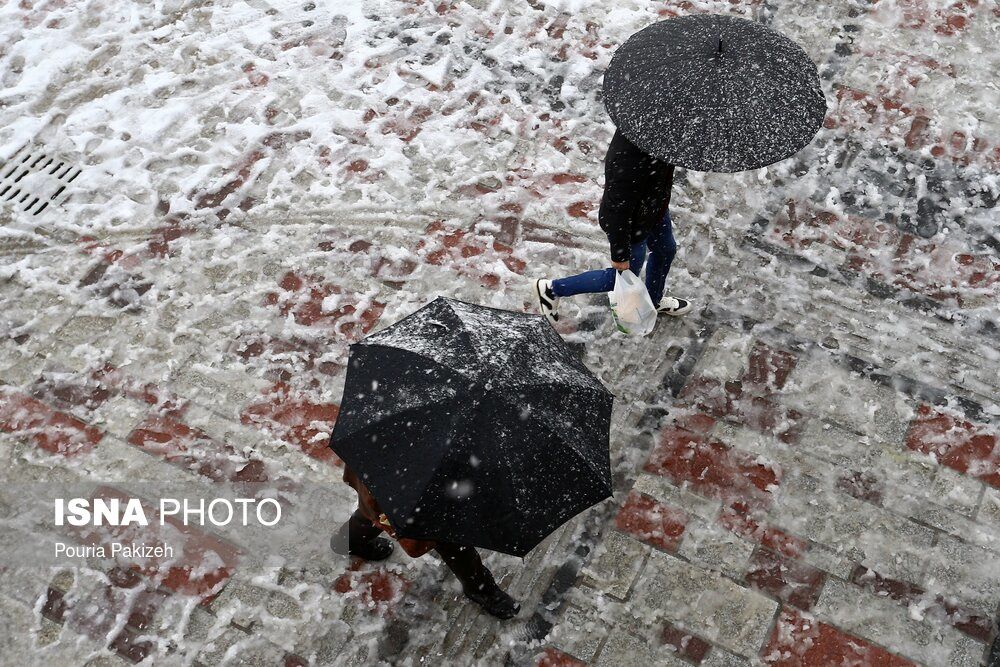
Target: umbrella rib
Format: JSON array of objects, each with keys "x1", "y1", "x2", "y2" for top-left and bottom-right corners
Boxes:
[
  {"x1": 533, "y1": 417, "x2": 610, "y2": 490},
  {"x1": 392, "y1": 392, "x2": 492, "y2": 525},
  {"x1": 494, "y1": 392, "x2": 611, "y2": 489},
  {"x1": 329, "y1": 393, "x2": 463, "y2": 444},
  {"x1": 359, "y1": 341, "x2": 476, "y2": 381},
  {"x1": 504, "y1": 376, "x2": 613, "y2": 396}
]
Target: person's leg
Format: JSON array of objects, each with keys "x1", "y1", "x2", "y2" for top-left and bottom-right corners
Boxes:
[
  {"x1": 331, "y1": 509, "x2": 393, "y2": 560},
  {"x1": 348, "y1": 510, "x2": 383, "y2": 547},
  {"x1": 435, "y1": 544, "x2": 494, "y2": 592},
  {"x1": 549, "y1": 268, "x2": 615, "y2": 298},
  {"x1": 435, "y1": 543, "x2": 519, "y2": 619},
  {"x1": 550, "y1": 242, "x2": 647, "y2": 298},
  {"x1": 643, "y1": 209, "x2": 677, "y2": 306}
]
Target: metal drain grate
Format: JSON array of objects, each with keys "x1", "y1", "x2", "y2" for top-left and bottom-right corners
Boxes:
[{"x1": 0, "y1": 144, "x2": 81, "y2": 217}]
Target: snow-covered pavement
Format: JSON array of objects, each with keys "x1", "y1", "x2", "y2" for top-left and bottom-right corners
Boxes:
[{"x1": 1, "y1": 0, "x2": 998, "y2": 664}]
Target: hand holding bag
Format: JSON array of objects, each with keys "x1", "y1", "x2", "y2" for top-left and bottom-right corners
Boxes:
[{"x1": 609, "y1": 269, "x2": 656, "y2": 336}]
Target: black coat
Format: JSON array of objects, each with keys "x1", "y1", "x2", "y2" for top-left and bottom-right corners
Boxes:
[{"x1": 598, "y1": 131, "x2": 675, "y2": 263}]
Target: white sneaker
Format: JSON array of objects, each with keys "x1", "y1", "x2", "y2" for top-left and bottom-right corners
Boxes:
[
  {"x1": 656, "y1": 296, "x2": 692, "y2": 316},
  {"x1": 535, "y1": 279, "x2": 560, "y2": 325}
]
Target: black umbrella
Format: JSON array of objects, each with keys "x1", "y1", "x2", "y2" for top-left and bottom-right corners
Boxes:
[
  {"x1": 329, "y1": 297, "x2": 613, "y2": 557},
  {"x1": 603, "y1": 14, "x2": 826, "y2": 172}
]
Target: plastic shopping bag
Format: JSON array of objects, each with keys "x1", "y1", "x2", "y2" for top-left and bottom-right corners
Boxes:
[{"x1": 609, "y1": 269, "x2": 656, "y2": 336}]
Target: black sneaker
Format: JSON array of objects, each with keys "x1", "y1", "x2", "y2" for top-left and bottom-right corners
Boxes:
[
  {"x1": 535, "y1": 279, "x2": 560, "y2": 325},
  {"x1": 465, "y1": 586, "x2": 520, "y2": 620}
]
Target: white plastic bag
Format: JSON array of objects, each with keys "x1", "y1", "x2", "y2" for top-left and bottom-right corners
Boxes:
[{"x1": 609, "y1": 269, "x2": 656, "y2": 336}]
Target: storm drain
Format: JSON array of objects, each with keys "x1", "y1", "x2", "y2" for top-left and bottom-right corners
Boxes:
[{"x1": 0, "y1": 143, "x2": 81, "y2": 217}]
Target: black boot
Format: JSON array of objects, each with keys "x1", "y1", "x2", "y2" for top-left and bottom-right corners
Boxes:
[
  {"x1": 464, "y1": 585, "x2": 520, "y2": 620},
  {"x1": 331, "y1": 525, "x2": 394, "y2": 562},
  {"x1": 350, "y1": 536, "x2": 394, "y2": 561}
]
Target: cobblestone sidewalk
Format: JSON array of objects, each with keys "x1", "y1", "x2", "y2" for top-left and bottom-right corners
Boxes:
[{"x1": 1, "y1": 0, "x2": 998, "y2": 665}]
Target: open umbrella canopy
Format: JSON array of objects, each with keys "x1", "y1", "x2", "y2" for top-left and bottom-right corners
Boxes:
[
  {"x1": 330, "y1": 297, "x2": 614, "y2": 557},
  {"x1": 603, "y1": 14, "x2": 826, "y2": 172}
]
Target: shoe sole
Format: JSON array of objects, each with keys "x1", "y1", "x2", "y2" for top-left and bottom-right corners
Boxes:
[{"x1": 659, "y1": 303, "x2": 693, "y2": 317}]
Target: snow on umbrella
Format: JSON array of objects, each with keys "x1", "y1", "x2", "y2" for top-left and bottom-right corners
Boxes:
[
  {"x1": 603, "y1": 14, "x2": 827, "y2": 173},
  {"x1": 329, "y1": 297, "x2": 613, "y2": 557}
]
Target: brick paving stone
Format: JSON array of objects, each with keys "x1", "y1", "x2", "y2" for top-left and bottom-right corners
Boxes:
[
  {"x1": 761, "y1": 607, "x2": 916, "y2": 666},
  {"x1": 744, "y1": 547, "x2": 827, "y2": 611},
  {"x1": 87, "y1": 395, "x2": 151, "y2": 442},
  {"x1": 784, "y1": 355, "x2": 907, "y2": 437},
  {"x1": 645, "y1": 424, "x2": 780, "y2": 509},
  {"x1": 906, "y1": 404, "x2": 1000, "y2": 488},
  {"x1": 979, "y1": 486, "x2": 1000, "y2": 530},
  {"x1": 660, "y1": 620, "x2": 712, "y2": 663},
  {"x1": 535, "y1": 646, "x2": 587, "y2": 667},
  {"x1": 0, "y1": 338, "x2": 46, "y2": 388},
  {"x1": 615, "y1": 491, "x2": 689, "y2": 552},
  {"x1": 594, "y1": 625, "x2": 690, "y2": 667},
  {"x1": 634, "y1": 550, "x2": 778, "y2": 657},
  {"x1": 0, "y1": 388, "x2": 103, "y2": 456},
  {"x1": 720, "y1": 500, "x2": 811, "y2": 562},
  {"x1": 581, "y1": 530, "x2": 649, "y2": 601},
  {"x1": 677, "y1": 517, "x2": 756, "y2": 579},
  {"x1": 701, "y1": 648, "x2": 752, "y2": 667},
  {"x1": 849, "y1": 565, "x2": 995, "y2": 643},
  {"x1": 632, "y1": 472, "x2": 724, "y2": 520},
  {"x1": 334, "y1": 563, "x2": 411, "y2": 613},
  {"x1": 687, "y1": 326, "x2": 753, "y2": 384},
  {"x1": 774, "y1": 474, "x2": 936, "y2": 584},
  {"x1": 813, "y1": 578, "x2": 985, "y2": 666},
  {"x1": 239, "y1": 382, "x2": 341, "y2": 463},
  {"x1": 799, "y1": 544, "x2": 856, "y2": 581},
  {"x1": 924, "y1": 533, "x2": 1000, "y2": 616},
  {"x1": 170, "y1": 363, "x2": 271, "y2": 421},
  {"x1": 546, "y1": 605, "x2": 607, "y2": 663}
]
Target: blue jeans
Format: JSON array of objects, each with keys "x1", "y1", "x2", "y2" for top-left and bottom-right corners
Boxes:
[{"x1": 551, "y1": 209, "x2": 677, "y2": 305}]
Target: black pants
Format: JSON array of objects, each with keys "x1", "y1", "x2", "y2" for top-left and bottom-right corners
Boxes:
[{"x1": 346, "y1": 510, "x2": 496, "y2": 593}]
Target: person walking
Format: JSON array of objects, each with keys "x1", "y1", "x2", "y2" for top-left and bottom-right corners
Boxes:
[
  {"x1": 535, "y1": 129, "x2": 691, "y2": 325},
  {"x1": 330, "y1": 299, "x2": 612, "y2": 623},
  {"x1": 334, "y1": 465, "x2": 520, "y2": 620},
  {"x1": 536, "y1": 13, "x2": 827, "y2": 326}
]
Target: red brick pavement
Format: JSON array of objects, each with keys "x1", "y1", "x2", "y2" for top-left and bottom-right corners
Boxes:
[
  {"x1": 240, "y1": 382, "x2": 341, "y2": 464},
  {"x1": 534, "y1": 646, "x2": 587, "y2": 667},
  {"x1": 334, "y1": 561, "x2": 411, "y2": 613},
  {"x1": 615, "y1": 491, "x2": 688, "y2": 552},
  {"x1": 660, "y1": 621, "x2": 711, "y2": 663},
  {"x1": 761, "y1": 608, "x2": 916, "y2": 666},
  {"x1": 0, "y1": 389, "x2": 102, "y2": 455},
  {"x1": 744, "y1": 547, "x2": 827, "y2": 612},
  {"x1": 906, "y1": 404, "x2": 1000, "y2": 488},
  {"x1": 849, "y1": 565, "x2": 994, "y2": 642}
]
